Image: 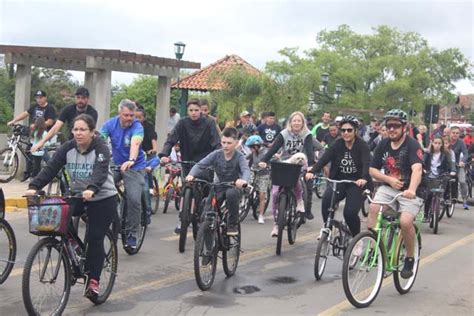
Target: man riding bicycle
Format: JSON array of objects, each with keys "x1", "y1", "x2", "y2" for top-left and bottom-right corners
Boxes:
[
  {"x1": 449, "y1": 126, "x2": 469, "y2": 209},
  {"x1": 307, "y1": 115, "x2": 370, "y2": 238},
  {"x1": 100, "y1": 99, "x2": 146, "y2": 249},
  {"x1": 368, "y1": 109, "x2": 424, "y2": 279}
]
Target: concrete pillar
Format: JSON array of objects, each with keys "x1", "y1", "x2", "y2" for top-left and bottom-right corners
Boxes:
[
  {"x1": 14, "y1": 64, "x2": 32, "y2": 116},
  {"x1": 93, "y1": 69, "x2": 112, "y2": 129},
  {"x1": 14, "y1": 64, "x2": 32, "y2": 178},
  {"x1": 156, "y1": 76, "x2": 171, "y2": 152},
  {"x1": 84, "y1": 71, "x2": 97, "y2": 106}
]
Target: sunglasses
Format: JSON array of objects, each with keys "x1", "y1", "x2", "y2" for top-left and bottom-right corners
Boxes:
[
  {"x1": 386, "y1": 123, "x2": 403, "y2": 130},
  {"x1": 340, "y1": 128, "x2": 354, "y2": 134}
]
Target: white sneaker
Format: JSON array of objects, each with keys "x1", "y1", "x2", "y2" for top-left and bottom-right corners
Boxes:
[
  {"x1": 271, "y1": 224, "x2": 278, "y2": 237},
  {"x1": 258, "y1": 215, "x2": 265, "y2": 224},
  {"x1": 353, "y1": 241, "x2": 364, "y2": 257},
  {"x1": 297, "y1": 200, "x2": 305, "y2": 213}
]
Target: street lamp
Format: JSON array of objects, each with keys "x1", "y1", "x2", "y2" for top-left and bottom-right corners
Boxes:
[
  {"x1": 311, "y1": 73, "x2": 343, "y2": 113},
  {"x1": 174, "y1": 41, "x2": 186, "y2": 116}
]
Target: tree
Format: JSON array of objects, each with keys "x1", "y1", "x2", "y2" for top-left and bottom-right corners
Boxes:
[{"x1": 265, "y1": 25, "x2": 473, "y2": 120}]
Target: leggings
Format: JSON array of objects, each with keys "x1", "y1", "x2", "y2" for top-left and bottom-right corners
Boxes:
[
  {"x1": 321, "y1": 183, "x2": 363, "y2": 237},
  {"x1": 73, "y1": 195, "x2": 117, "y2": 280},
  {"x1": 271, "y1": 181, "x2": 303, "y2": 222}
]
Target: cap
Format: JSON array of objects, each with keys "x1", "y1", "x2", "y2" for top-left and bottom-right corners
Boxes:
[
  {"x1": 240, "y1": 110, "x2": 251, "y2": 117},
  {"x1": 75, "y1": 87, "x2": 90, "y2": 97},
  {"x1": 34, "y1": 90, "x2": 47, "y2": 97}
]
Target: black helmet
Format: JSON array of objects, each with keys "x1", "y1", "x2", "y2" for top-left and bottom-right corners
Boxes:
[
  {"x1": 242, "y1": 123, "x2": 257, "y2": 136},
  {"x1": 384, "y1": 109, "x2": 408, "y2": 124},
  {"x1": 339, "y1": 115, "x2": 359, "y2": 128}
]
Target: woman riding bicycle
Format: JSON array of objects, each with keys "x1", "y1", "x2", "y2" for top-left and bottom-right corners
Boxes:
[
  {"x1": 307, "y1": 115, "x2": 370, "y2": 238},
  {"x1": 25, "y1": 114, "x2": 117, "y2": 302},
  {"x1": 259, "y1": 111, "x2": 315, "y2": 237},
  {"x1": 422, "y1": 135, "x2": 456, "y2": 221}
]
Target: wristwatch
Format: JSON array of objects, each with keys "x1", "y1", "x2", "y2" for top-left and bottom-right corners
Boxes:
[{"x1": 128, "y1": 158, "x2": 136, "y2": 162}]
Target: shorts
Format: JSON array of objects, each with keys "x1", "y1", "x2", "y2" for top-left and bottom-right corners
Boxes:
[
  {"x1": 373, "y1": 185, "x2": 423, "y2": 217},
  {"x1": 253, "y1": 173, "x2": 270, "y2": 193}
]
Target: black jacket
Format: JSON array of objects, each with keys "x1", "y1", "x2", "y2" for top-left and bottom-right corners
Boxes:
[
  {"x1": 312, "y1": 137, "x2": 370, "y2": 181},
  {"x1": 159, "y1": 116, "x2": 221, "y2": 162},
  {"x1": 423, "y1": 151, "x2": 455, "y2": 175}
]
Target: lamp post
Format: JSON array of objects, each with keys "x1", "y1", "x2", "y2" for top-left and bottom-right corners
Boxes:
[
  {"x1": 174, "y1": 41, "x2": 186, "y2": 116},
  {"x1": 310, "y1": 73, "x2": 343, "y2": 114}
]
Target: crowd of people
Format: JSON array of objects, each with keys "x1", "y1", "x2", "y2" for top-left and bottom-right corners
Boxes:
[{"x1": 10, "y1": 87, "x2": 473, "y2": 302}]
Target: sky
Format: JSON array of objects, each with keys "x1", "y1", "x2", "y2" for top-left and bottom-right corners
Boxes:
[{"x1": 0, "y1": 0, "x2": 473, "y2": 93}]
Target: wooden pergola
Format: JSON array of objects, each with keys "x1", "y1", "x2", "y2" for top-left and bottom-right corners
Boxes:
[{"x1": 0, "y1": 45, "x2": 200, "y2": 150}]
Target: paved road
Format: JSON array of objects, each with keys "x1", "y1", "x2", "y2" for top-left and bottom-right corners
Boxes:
[{"x1": 0, "y1": 190, "x2": 473, "y2": 315}]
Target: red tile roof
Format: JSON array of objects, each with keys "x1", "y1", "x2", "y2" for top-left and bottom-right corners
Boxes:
[{"x1": 171, "y1": 54, "x2": 261, "y2": 91}]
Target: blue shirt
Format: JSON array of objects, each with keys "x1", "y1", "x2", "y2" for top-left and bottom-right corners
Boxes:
[{"x1": 100, "y1": 116, "x2": 146, "y2": 170}]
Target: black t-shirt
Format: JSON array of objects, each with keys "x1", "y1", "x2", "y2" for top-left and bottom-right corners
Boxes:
[
  {"x1": 258, "y1": 123, "x2": 282, "y2": 144},
  {"x1": 27, "y1": 103, "x2": 56, "y2": 124},
  {"x1": 59, "y1": 104, "x2": 98, "y2": 138},
  {"x1": 315, "y1": 126, "x2": 329, "y2": 142},
  {"x1": 322, "y1": 133, "x2": 337, "y2": 147},
  {"x1": 371, "y1": 136, "x2": 423, "y2": 190},
  {"x1": 141, "y1": 120, "x2": 157, "y2": 152}
]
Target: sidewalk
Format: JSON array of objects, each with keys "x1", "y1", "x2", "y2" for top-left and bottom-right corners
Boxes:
[{"x1": 1, "y1": 180, "x2": 30, "y2": 211}]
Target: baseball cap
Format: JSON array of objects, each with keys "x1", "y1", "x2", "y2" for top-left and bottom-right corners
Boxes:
[
  {"x1": 75, "y1": 87, "x2": 90, "y2": 97},
  {"x1": 240, "y1": 110, "x2": 251, "y2": 117},
  {"x1": 34, "y1": 90, "x2": 47, "y2": 97}
]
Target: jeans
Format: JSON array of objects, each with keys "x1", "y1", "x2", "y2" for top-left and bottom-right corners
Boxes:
[
  {"x1": 457, "y1": 167, "x2": 468, "y2": 201},
  {"x1": 142, "y1": 173, "x2": 152, "y2": 217},
  {"x1": 116, "y1": 169, "x2": 145, "y2": 235}
]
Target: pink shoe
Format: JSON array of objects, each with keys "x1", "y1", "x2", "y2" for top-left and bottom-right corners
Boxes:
[{"x1": 271, "y1": 224, "x2": 278, "y2": 237}]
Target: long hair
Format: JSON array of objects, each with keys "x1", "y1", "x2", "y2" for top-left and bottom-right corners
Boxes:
[
  {"x1": 430, "y1": 135, "x2": 449, "y2": 156},
  {"x1": 285, "y1": 111, "x2": 309, "y2": 136},
  {"x1": 33, "y1": 117, "x2": 46, "y2": 140}
]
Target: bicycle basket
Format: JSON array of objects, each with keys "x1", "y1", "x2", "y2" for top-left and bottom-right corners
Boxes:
[
  {"x1": 26, "y1": 197, "x2": 71, "y2": 236},
  {"x1": 425, "y1": 177, "x2": 448, "y2": 192},
  {"x1": 270, "y1": 161, "x2": 302, "y2": 188}
]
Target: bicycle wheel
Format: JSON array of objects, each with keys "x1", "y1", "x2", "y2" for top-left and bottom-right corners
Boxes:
[
  {"x1": 222, "y1": 223, "x2": 241, "y2": 277},
  {"x1": 0, "y1": 148, "x2": 18, "y2": 183},
  {"x1": 276, "y1": 193, "x2": 287, "y2": 256},
  {"x1": 0, "y1": 219, "x2": 16, "y2": 284},
  {"x1": 446, "y1": 200, "x2": 455, "y2": 218},
  {"x1": 238, "y1": 189, "x2": 251, "y2": 223},
  {"x1": 393, "y1": 226, "x2": 421, "y2": 294},
  {"x1": 194, "y1": 221, "x2": 218, "y2": 291},
  {"x1": 124, "y1": 207, "x2": 148, "y2": 255},
  {"x1": 430, "y1": 196, "x2": 440, "y2": 234},
  {"x1": 179, "y1": 188, "x2": 192, "y2": 253},
  {"x1": 342, "y1": 231, "x2": 385, "y2": 308},
  {"x1": 163, "y1": 187, "x2": 174, "y2": 214},
  {"x1": 150, "y1": 176, "x2": 160, "y2": 214},
  {"x1": 287, "y1": 203, "x2": 299, "y2": 245},
  {"x1": 361, "y1": 196, "x2": 369, "y2": 217},
  {"x1": 174, "y1": 189, "x2": 181, "y2": 211},
  {"x1": 22, "y1": 237, "x2": 71, "y2": 316},
  {"x1": 314, "y1": 230, "x2": 330, "y2": 280},
  {"x1": 93, "y1": 229, "x2": 118, "y2": 304}
]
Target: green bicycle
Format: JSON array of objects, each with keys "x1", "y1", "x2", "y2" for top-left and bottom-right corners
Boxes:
[{"x1": 342, "y1": 191, "x2": 422, "y2": 308}]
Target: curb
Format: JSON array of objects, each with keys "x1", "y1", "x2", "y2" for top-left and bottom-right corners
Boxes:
[{"x1": 5, "y1": 197, "x2": 27, "y2": 212}]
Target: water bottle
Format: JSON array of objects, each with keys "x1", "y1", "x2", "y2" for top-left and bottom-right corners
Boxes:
[{"x1": 29, "y1": 206, "x2": 39, "y2": 230}]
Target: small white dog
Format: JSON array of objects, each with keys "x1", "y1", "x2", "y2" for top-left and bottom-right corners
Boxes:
[{"x1": 284, "y1": 152, "x2": 308, "y2": 166}]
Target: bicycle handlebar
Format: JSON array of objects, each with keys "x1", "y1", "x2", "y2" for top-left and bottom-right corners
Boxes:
[
  {"x1": 320, "y1": 177, "x2": 358, "y2": 184},
  {"x1": 365, "y1": 191, "x2": 404, "y2": 205},
  {"x1": 188, "y1": 178, "x2": 248, "y2": 189}
]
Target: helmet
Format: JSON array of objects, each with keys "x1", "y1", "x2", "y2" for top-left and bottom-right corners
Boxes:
[
  {"x1": 383, "y1": 109, "x2": 408, "y2": 124},
  {"x1": 339, "y1": 115, "x2": 359, "y2": 128},
  {"x1": 245, "y1": 135, "x2": 264, "y2": 146},
  {"x1": 242, "y1": 123, "x2": 257, "y2": 136}
]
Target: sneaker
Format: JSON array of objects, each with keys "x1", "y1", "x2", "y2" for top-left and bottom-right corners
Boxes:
[
  {"x1": 463, "y1": 203, "x2": 469, "y2": 210},
  {"x1": 258, "y1": 215, "x2": 265, "y2": 224},
  {"x1": 296, "y1": 200, "x2": 305, "y2": 213},
  {"x1": 174, "y1": 222, "x2": 181, "y2": 234},
  {"x1": 84, "y1": 278, "x2": 99, "y2": 301},
  {"x1": 271, "y1": 224, "x2": 278, "y2": 237},
  {"x1": 227, "y1": 225, "x2": 239, "y2": 236},
  {"x1": 305, "y1": 211, "x2": 314, "y2": 220},
  {"x1": 401, "y1": 257, "x2": 415, "y2": 279},
  {"x1": 126, "y1": 234, "x2": 137, "y2": 249}
]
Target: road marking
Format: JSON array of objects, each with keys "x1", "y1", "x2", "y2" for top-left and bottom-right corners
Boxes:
[
  {"x1": 161, "y1": 231, "x2": 193, "y2": 241},
  {"x1": 63, "y1": 231, "x2": 319, "y2": 312},
  {"x1": 318, "y1": 232, "x2": 474, "y2": 316}
]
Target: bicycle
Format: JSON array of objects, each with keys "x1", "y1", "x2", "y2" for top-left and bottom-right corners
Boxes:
[
  {"x1": 342, "y1": 191, "x2": 422, "y2": 308},
  {"x1": 239, "y1": 167, "x2": 271, "y2": 222},
  {"x1": 271, "y1": 161, "x2": 305, "y2": 256},
  {"x1": 0, "y1": 188, "x2": 16, "y2": 284},
  {"x1": 0, "y1": 124, "x2": 32, "y2": 183},
  {"x1": 22, "y1": 192, "x2": 117, "y2": 315},
  {"x1": 161, "y1": 162, "x2": 182, "y2": 214},
  {"x1": 424, "y1": 175, "x2": 450, "y2": 234},
  {"x1": 444, "y1": 174, "x2": 457, "y2": 218},
  {"x1": 314, "y1": 178, "x2": 356, "y2": 280},
  {"x1": 312, "y1": 171, "x2": 327, "y2": 199},
  {"x1": 111, "y1": 166, "x2": 148, "y2": 255},
  {"x1": 193, "y1": 179, "x2": 242, "y2": 291}
]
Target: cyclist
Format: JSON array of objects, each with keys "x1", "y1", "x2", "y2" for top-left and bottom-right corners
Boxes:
[
  {"x1": 32, "y1": 87, "x2": 98, "y2": 152},
  {"x1": 307, "y1": 115, "x2": 370, "y2": 238},
  {"x1": 422, "y1": 135, "x2": 456, "y2": 221},
  {"x1": 159, "y1": 99, "x2": 221, "y2": 233},
  {"x1": 368, "y1": 109, "x2": 424, "y2": 279},
  {"x1": 257, "y1": 111, "x2": 282, "y2": 146},
  {"x1": 25, "y1": 114, "x2": 117, "y2": 301},
  {"x1": 245, "y1": 135, "x2": 270, "y2": 224},
  {"x1": 259, "y1": 111, "x2": 315, "y2": 236},
  {"x1": 311, "y1": 111, "x2": 331, "y2": 142},
  {"x1": 449, "y1": 126, "x2": 469, "y2": 209},
  {"x1": 186, "y1": 127, "x2": 249, "y2": 235},
  {"x1": 100, "y1": 99, "x2": 146, "y2": 249}
]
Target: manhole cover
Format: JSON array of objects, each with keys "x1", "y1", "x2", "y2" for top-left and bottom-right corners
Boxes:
[{"x1": 233, "y1": 285, "x2": 261, "y2": 294}]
